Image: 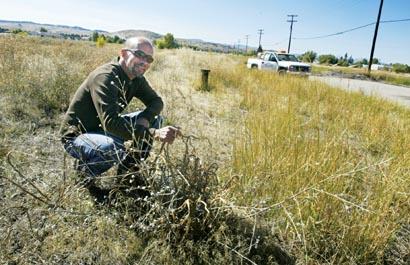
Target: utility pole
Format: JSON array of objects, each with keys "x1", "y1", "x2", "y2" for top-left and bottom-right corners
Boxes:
[
  {"x1": 245, "y1": 34, "x2": 249, "y2": 53},
  {"x1": 368, "y1": 0, "x2": 384, "y2": 74},
  {"x1": 257, "y1": 29, "x2": 264, "y2": 52},
  {"x1": 287, "y1": 15, "x2": 298, "y2": 53},
  {"x1": 237, "y1": 39, "x2": 241, "y2": 53}
]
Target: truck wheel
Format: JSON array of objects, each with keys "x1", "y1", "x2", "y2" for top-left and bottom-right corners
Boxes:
[
  {"x1": 278, "y1": 70, "x2": 286, "y2": 75},
  {"x1": 251, "y1": 64, "x2": 258, "y2": 69}
]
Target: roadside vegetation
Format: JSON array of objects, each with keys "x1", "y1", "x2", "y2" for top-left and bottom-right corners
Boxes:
[
  {"x1": 312, "y1": 64, "x2": 410, "y2": 87},
  {"x1": 220, "y1": 67, "x2": 410, "y2": 264},
  {"x1": 297, "y1": 50, "x2": 410, "y2": 87},
  {"x1": 1, "y1": 35, "x2": 409, "y2": 264}
]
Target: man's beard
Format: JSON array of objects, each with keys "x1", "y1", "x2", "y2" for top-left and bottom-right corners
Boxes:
[{"x1": 126, "y1": 58, "x2": 145, "y2": 77}]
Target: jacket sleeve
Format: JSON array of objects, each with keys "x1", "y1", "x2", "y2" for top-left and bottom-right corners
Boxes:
[
  {"x1": 89, "y1": 73, "x2": 147, "y2": 140},
  {"x1": 134, "y1": 77, "x2": 164, "y2": 123}
]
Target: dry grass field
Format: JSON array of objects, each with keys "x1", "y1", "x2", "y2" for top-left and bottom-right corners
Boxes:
[{"x1": 0, "y1": 35, "x2": 409, "y2": 264}]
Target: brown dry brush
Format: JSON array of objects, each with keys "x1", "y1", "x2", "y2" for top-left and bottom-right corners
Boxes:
[
  {"x1": 1, "y1": 135, "x2": 294, "y2": 265},
  {"x1": 106, "y1": 136, "x2": 295, "y2": 264}
]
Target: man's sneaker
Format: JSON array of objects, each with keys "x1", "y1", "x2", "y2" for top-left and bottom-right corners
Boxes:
[
  {"x1": 86, "y1": 183, "x2": 111, "y2": 205},
  {"x1": 74, "y1": 164, "x2": 112, "y2": 205}
]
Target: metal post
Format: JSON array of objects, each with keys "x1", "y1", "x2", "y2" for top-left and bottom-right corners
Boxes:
[
  {"x1": 201, "y1": 69, "x2": 211, "y2": 91},
  {"x1": 245, "y1": 35, "x2": 249, "y2": 53}
]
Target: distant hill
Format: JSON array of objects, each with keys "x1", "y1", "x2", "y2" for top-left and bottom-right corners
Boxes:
[
  {"x1": 110, "y1": 29, "x2": 162, "y2": 40},
  {"x1": 0, "y1": 19, "x2": 106, "y2": 35},
  {"x1": 0, "y1": 19, "x2": 248, "y2": 53}
]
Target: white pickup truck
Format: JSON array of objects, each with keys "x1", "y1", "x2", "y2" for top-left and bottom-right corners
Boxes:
[{"x1": 247, "y1": 51, "x2": 311, "y2": 74}]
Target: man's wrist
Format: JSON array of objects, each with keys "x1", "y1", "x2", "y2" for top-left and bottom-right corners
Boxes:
[{"x1": 148, "y1": 128, "x2": 159, "y2": 140}]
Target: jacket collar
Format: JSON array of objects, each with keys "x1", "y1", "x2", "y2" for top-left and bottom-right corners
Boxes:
[{"x1": 113, "y1": 57, "x2": 131, "y2": 82}]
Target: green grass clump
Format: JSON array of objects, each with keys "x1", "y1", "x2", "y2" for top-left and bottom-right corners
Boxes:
[{"x1": 211, "y1": 66, "x2": 410, "y2": 263}]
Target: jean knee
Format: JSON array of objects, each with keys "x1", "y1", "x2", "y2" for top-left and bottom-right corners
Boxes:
[{"x1": 95, "y1": 139, "x2": 125, "y2": 162}]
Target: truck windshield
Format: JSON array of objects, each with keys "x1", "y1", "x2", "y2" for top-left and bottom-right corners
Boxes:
[{"x1": 277, "y1": 54, "x2": 298, "y2": 62}]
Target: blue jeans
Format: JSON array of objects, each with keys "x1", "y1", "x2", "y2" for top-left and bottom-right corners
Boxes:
[{"x1": 64, "y1": 111, "x2": 163, "y2": 177}]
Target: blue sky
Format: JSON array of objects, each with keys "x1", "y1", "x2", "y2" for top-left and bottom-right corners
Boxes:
[{"x1": 0, "y1": 0, "x2": 409, "y2": 64}]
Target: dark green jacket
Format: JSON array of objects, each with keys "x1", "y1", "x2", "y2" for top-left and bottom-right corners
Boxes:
[{"x1": 60, "y1": 59, "x2": 163, "y2": 142}]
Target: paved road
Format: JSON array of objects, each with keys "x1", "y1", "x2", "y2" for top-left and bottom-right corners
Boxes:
[{"x1": 309, "y1": 76, "x2": 410, "y2": 108}]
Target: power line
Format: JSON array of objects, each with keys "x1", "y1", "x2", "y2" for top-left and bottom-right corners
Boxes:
[
  {"x1": 251, "y1": 17, "x2": 410, "y2": 52},
  {"x1": 293, "y1": 18, "x2": 410, "y2": 40},
  {"x1": 294, "y1": 23, "x2": 374, "y2": 39},
  {"x1": 382, "y1": 18, "x2": 410, "y2": 23},
  {"x1": 265, "y1": 38, "x2": 288, "y2": 47}
]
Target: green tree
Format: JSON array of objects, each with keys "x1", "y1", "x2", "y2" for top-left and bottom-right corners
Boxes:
[
  {"x1": 105, "y1": 35, "x2": 124, "y2": 44},
  {"x1": 92, "y1": 31, "x2": 99, "y2": 42},
  {"x1": 337, "y1": 53, "x2": 350, "y2": 67},
  {"x1": 318, "y1": 54, "x2": 338, "y2": 65},
  {"x1": 354, "y1": 58, "x2": 368, "y2": 67},
  {"x1": 106, "y1": 36, "x2": 113, "y2": 43},
  {"x1": 372, "y1": 58, "x2": 380, "y2": 64},
  {"x1": 300, "y1": 50, "x2": 317, "y2": 63},
  {"x1": 164, "y1": 33, "x2": 177, "y2": 46},
  {"x1": 348, "y1": 56, "x2": 354, "y2": 65},
  {"x1": 40, "y1": 27, "x2": 48, "y2": 32},
  {"x1": 11, "y1": 28, "x2": 28, "y2": 36},
  {"x1": 11, "y1": 28, "x2": 23, "y2": 34},
  {"x1": 155, "y1": 33, "x2": 179, "y2": 49},
  {"x1": 337, "y1": 59, "x2": 349, "y2": 67},
  {"x1": 335, "y1": 53, "x2": 355, "y2": 67},
  {"x1": 113, "y1": 35, "x2": 121, "y2": 43},
  {"x1": 392, "y1": 63, "x2": 410, "y2": 73}
]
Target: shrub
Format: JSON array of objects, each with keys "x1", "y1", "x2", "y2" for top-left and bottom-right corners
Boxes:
[
  {"x1": 318, "y1": 54, "x2": 338, "y2": 65},
  {"x1": 392, "y1": 63, "x2": 410, "y2": 73},
  {"x1": 96, "y1": 35, "x2": 106, "y2": 48},
  {"x1": 154, "y1": 33, "x2": 179, "y2": 49},
  {"x1": 300, "y1": 50, "x2": 317, "y2": 63}
]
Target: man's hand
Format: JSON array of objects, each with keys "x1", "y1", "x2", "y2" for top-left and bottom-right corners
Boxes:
[{"x1": 154, "y1": 126, "x2": 181, "y2": 144}]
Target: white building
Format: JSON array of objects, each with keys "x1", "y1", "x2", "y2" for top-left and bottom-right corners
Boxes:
[{"x1": 362, "y1": 64, "x2": 385, "y2": 71}]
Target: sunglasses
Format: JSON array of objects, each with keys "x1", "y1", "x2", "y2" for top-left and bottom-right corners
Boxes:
[{"x1": 126, "y1": 49, "x2": 154, "y2": 64}]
